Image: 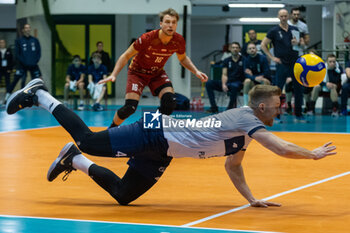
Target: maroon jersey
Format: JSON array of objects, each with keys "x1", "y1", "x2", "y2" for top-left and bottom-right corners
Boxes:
[{"x1": 130, "y1": 29, "x2": 186, "y2": 77}]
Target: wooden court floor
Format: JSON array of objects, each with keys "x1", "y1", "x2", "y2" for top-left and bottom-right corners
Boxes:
[{"x1": 0, "y1": 127, "x2": 349, "y2": 232}]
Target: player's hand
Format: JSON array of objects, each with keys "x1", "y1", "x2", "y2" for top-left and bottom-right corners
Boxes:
[
  {"x1": 311, "y1": 142, "x2": 337, "y2": 160},
  {"x1": 250, "y1": 199, "x2": 281, "y2": 208},
  {"x1": 272, "y1": 57, "x2": 282, "y2": 64},
  {"x1": 98, "y1": 75, "x2": 116, "y2": 84},
  {"x1": 222, "y1": 84, "x2": 228, "y2": 92},
  {"x1": 245, "y1": 69, "x2": 253, "y2": 76},
  {"x1": 291, "y1": 37, "x2": 298, "y2": 46},
  {"x1": 255, "y1": 76, "x2": 265, "y2": 83},
  {"x1": 326, "y1": 82, "x2": 336, "y2": 89},
  {"x1": 196, "y1": 71, "x2": 208, "y2": 82}
]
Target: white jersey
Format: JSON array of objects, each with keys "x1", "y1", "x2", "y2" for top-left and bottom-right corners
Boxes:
[
  {"x1": 288, "y1": 20, "x2": 309, "y2": 55},
  {"x1": 288, "y1": 20, "x2": 309, "y2": 35},
  {"x1": 163, "y1": 107, "x2": 265, "y2": 159}
]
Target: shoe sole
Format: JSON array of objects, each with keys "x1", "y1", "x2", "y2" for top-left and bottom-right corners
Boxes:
[
  {"x1": 6, "y1": 78, "x2": 44, "y2": 114},
  {"x1": 47, "y1": 142, "x2": 74, "y2": 181}
]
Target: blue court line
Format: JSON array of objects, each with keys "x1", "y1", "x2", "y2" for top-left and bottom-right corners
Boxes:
[{"x1": 0, "y1": 215, "x2": 280, "y2": 233}]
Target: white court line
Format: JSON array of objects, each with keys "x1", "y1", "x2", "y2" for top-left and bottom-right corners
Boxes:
[
  {"x1": 0, "y1": 214, "x2": 280, "y2": 233},
  {"x1": 0, "y1": 126, "x2": 59, "y2": 134},
  {"x1": 182, "y1": 171, "x2": 350, "y2": 227}
]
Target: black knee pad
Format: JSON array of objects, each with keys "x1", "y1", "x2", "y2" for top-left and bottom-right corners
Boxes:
[
  {"x1": 159, "y1": 92, "x2": 176, "y2": 115},
  {"x1": 285, "y1": 81, "x2": 293, "y2": 92},
  {"x1": 117, "y1": 99, "x2": 138, "y2": 120}
]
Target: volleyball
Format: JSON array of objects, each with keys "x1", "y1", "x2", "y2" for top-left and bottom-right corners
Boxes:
[{"x1": 293, "y1": 54, "x2": 326, "y2": 87}]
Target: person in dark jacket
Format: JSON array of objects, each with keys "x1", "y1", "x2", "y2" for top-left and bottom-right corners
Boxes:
[
  {"x1": 0, "y1": 39, "x2": 13, "y2": 104},
  {"x1": 243, "y1": 43, "x2": 271, "y2": 106},
  {"x1": 7, "y1": 24, "x2": 42, "y2": 95},
  {"x1": 205, "y1": 42, "x2": 245, "y2": 113},
  {"x1": 308, "y1": 54, "x2": 343, "y2": 117},
  {"x1": 89, "y1": 41, "x2": 112, "y2": 73}
]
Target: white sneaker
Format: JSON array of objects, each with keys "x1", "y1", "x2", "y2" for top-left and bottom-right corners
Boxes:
[
  {"x1": 306, "y1": 111, "x2": 314, "y2": 116},
  {"x1": 77, "y1": 104, "x2": 85, "y2": 111},
  {"x1": 331, "y1": 111, "x2": 339, "y2": 117}
]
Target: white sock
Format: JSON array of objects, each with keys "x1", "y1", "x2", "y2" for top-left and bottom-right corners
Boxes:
[
  {"x1": 72, "y1": 154, "x2": 94, "y2": 176},
  {"x1": 244, "y1": 94, "x2": 249, "y2": 106},
  {"x1": 36, "y1": 89, "x2": 61, "y2": 113}
]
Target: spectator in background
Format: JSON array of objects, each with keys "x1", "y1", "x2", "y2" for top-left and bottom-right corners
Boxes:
[
  {"x1": 64, "y1": 55, "x2": 86, "y2": 110},
  {"x1": 261, "y1": 9, "x2": 306, "y2": 123},
  {"x1": 89, "y1": 41, "x2": 112, "y2": 73},
  {"x1": 308, "y1": 54, "x2": 343, "y2": 117},
  {"x1": 0, "y1": 39, "x2": 13, "y2": 104},
  {"x1": 303, "y1": 49, "x2": 320, "y2": 114},
  {"x1": 206, "y1": 42, "x2": 245, "y2": 113},
  {"x1": 288, "y1": 7, "x2": 310, "y2": 48},
  {"x1": 284, "y1": 7, "x2": 310, "y2": 115},
  {"x1": 7, "y1": 24, "x2": 41, "y2": 95},
  {"x1": 243, "y1": 43, "x2": 271, "y2": 106},
  {"x1": 340, "y1": 60, "x2": 350, "y2": 116},
  {"x1": 241, "y1": 29, "x2": 262, "y2": 57},
  {"x1": 87, "y1": 53, "x2": 108, "y2": 111}
]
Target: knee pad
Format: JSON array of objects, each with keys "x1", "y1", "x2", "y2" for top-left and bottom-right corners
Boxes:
[
  {"x1": 117, "y1": 99, "x2": 138, "y2": 120},
  {"x1": 285, "y1": 81, "x2": 293, "y2": 92},
  {"x1": 160, "y1": 92, "x2": 176, "y2": 115}
]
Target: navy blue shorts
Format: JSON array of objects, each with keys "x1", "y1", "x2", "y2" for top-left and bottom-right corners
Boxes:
[
  {"x1": 15, "y1": 64, "x2": 42, "y2": 79},
  {"x1": 108, "y1": 119, "x2": 172, "y2": 181}
]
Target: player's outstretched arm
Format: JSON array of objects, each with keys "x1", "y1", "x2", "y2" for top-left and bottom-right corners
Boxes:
[
  {"x1": 176, "y1": 53, "x2": 208, "y2": 82},
  {"x1": 225, "y1": 151, "x2": 281, "y2": 208},
  {"x1": 98, "y1": 44, "x2": 138, "y2": 84},
  {"x1": 252, "y1": 128, "x2": 337, "y2": 160}
]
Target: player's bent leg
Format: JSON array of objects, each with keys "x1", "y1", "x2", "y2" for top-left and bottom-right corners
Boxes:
[
  {"x1": 88, "y1": 165, "x2": 156, "y2": 205},
  {"x1": 89, "y1": 155, "x2": 172, "y2": 205},
  {"x1": 110, "y1": 93, "x2": 140, "y2": 128},
  {"x1": 117, "y1": 99, "x2": 139, "y2": 119},
  {"x1": 159, "y1": 92, "x2": 176, "y2": 115},
  {"x1": 7, "y1": 79, "x2": 114, "y2": 156}
]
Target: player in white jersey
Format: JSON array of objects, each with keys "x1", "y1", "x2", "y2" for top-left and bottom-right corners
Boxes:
[{"x1": 6, "y1": 79, "x2": 336, "y2": 206}]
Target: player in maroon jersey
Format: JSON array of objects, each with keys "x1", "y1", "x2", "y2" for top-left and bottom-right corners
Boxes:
[{"x1": 99, "y1": 8, "x2": 208, "y2": 128}]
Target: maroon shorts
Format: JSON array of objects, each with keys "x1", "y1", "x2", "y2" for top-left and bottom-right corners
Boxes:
[{"x1": 126, "y1": 70, "x2": 173, "y2": 96}]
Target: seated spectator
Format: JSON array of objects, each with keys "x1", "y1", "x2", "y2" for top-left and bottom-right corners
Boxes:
[
  {"x1": 64, "y1": 55, "x2": 86, "y2": 110},
  {"x1": 0, "y1": 39, "x2": 13, "y2": 104},
  {"x1": 206, "y1": 42, "x2": 244, "y2": 113},
  {"x1": 241, "y1": 29, "x2": 262, "y2": 57},
  {"x1": 308, "y1": 54, "x2": 343, "y2": 117},
  {"x1": 243, "y1": 43, "x2": 271, "y2": 106},
  {"x1": 89, "y1": 41, "x2": 112, "y2": 73},
  {"x1": 303, "y1": 49, "x2": 320, "y2": 114},
  {"x1": 87, "y1": 53, "x2": 107, "y2": 111},
  {"x1": 340, "y1": 60, "x2": 350, "y2": 116}
]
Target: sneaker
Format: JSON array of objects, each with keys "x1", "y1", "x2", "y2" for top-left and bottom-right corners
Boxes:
[
  {"x1": 340, "y1": 109, "x2": 348, "y2": 116},
  {"x1": 274, "y1": 117, "x2": 283, "y2": 124},
  {"x1": 294, "y1": 115, "x2": 309, "y2": 123},
  {"x1": 6, "y1": 78, "x2": 47, "y2": 115},
  {"x1": 96, "y1": 103, "x2": 104, "y2": 111},
  {"x1": 205, "y1": 107, "x2": 219, "y2": 114},
  {"x1": 306, "y1": 110, "x2": 314, "y2": 116},
  {"x1": 77, "y1": 104, "x2": 85, "y2": 111},
  {"x1": 284, "y1": 107, "x2": 293, "y2": 115},
  {"x1": 47, "y1": 142, "x2": 80, "y2": 182},
  {"x1": 331, "y1": 111, "x2": 339, "y2": 117}
]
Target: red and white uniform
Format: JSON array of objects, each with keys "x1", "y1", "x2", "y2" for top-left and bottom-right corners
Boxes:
[{"x1": 126, "y1": 29, "x2": 186, "y2": 96}]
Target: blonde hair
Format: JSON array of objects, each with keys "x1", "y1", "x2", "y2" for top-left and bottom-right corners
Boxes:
[
  {"x1": 159, "y1": 8, "x2": 179, "y2": 22},
  {"x1": 248, "y1": 85, "x2": 281, "y2": 109}
]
